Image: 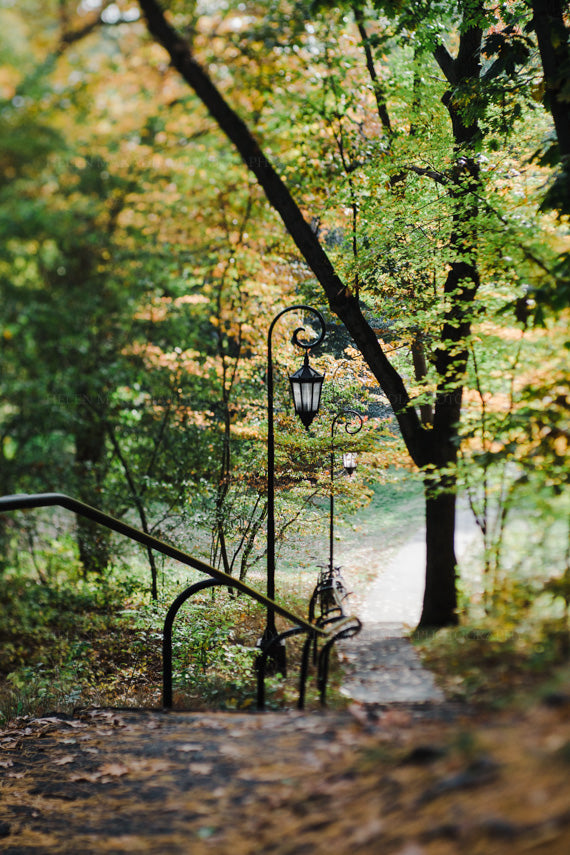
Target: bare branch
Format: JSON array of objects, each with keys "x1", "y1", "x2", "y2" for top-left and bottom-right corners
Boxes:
[
  {"x1": 56, "y1": 1, "x2": 116, "y2": 53},
  {"x1": 352, "y1": 4, "x2": 392, "y2": 135}
]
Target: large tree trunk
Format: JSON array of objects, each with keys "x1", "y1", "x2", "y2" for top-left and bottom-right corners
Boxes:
[
  {"x1": 421, "y1": 472, "x2": 459, "y2": 627},
  {"x1": 420, "y1": 9, "x2": 483, "y2": 627}
]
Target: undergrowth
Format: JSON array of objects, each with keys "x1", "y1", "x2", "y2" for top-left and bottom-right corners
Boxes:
[
  {"x1": 3, "y1": 472, "x2": 567, "y2": 722},
  {"x1": 414, "y1": 620, "x2": 569, "y2": 707},
  {"x1": 0, "y1": 563, "x2": 340, "y2": 724}
]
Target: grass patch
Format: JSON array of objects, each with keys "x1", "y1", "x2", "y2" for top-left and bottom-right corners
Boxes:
[{"x1": 414, "y1": 617, "x2": 570, "y2": 707}]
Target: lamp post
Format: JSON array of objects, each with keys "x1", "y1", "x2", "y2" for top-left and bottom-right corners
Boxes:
[
  {"x1": 329, "y1": 409, "x2": 363, "y2": 575},
  {"x1": 262, "y1": 305, "x2": 326, "y2": 668}
]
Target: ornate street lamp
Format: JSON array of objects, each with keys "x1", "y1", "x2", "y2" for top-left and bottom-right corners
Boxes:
[
  {"x1": 262, "y1": 305, "x2": 326, "y2": 669},
  {"x1": 329, "y1": 409, "x2": 363, "y2": 574},
  {"x1": 289, "y1": 352, "x2": 325, "y2": 428}
]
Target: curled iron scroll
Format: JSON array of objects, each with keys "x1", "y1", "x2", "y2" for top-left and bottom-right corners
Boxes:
[
  {"x1": 268, "y1": 304, "x2": 326, "y2": 353},
  {"x1": 289, "y1": 307, "x2": 326, "y2": 351},
  {"x1": 331, "y1": 408, "x2": 364, "y2": 438}
]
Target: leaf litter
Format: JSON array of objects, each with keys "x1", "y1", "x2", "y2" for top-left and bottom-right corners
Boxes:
[{"x1": 0, "y1": 698, "x2": 569, "y2": 854}]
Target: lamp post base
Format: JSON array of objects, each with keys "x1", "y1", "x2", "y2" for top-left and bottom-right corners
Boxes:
[{"x1": 256, "y1": 624, "x2": 287, "y2": 677}]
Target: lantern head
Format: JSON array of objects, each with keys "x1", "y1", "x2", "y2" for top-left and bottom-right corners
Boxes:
[
  {"x1": 342, "y1": 452, "x2": 357, "y2": 475},
  {"x1": 289, "y1": 352, "x2": 325, "y2": 429}
]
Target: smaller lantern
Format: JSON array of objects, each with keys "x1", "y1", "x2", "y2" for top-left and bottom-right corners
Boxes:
[{"x1": 342, "y1": 452, "x2": 357, "y2": 476}]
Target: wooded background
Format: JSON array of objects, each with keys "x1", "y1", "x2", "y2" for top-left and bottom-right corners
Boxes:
[{"x1": 1, "y1": 1, "x2": 568, "y2": 643}]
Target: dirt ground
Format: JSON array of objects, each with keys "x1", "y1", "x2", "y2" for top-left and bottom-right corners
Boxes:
[{"x1": 1, "y1": 694, "x2": 570, "y2": 855}]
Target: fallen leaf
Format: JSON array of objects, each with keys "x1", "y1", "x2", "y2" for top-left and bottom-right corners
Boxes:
[
  {"x1": 69, "y1": 771, "x2": 102, "y2": 783},
  {"x1": 189, "y1": 762, "x2": 213, "y2": 775},
  {"x1": 98, "y1": 762, "x2": 130, "y2": 777},
  {"x1": 53, "y1": 755, "x2": 76, "y2": 766},
  {"x1": 349, "y1": 817, "x2": 384, "y2": 845}
]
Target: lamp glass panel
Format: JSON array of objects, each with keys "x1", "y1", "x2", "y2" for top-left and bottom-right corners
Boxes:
[
  {"x1": 291, "y1": 381, "x2": 302, "y2": 411},
  {"x1": 303, "y1": 382, "x2": 314, "y2": 411},
  {"x1": 313, "y1": 380, "x2": 322, "y2": 410}
]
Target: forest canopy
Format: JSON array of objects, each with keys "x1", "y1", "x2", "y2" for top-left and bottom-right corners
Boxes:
[{"x1": 0, "y1": 0, "x2": 568, "y2": 634}]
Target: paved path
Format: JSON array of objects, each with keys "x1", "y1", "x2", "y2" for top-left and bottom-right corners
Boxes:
[{"x1": 337, "y1": 504, "x2": 478, "y2": 704}]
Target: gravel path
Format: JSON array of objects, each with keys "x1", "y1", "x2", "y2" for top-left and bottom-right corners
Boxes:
[{"x1": 337, "y1": 503, "x2": 479, "y2": 704}]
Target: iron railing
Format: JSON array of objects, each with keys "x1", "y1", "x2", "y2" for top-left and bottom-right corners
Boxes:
[{"x1": 0, "y1": 492, "x2": 359, "y2": 709}]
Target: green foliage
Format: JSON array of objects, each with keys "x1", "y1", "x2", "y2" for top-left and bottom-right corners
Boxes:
[
  {"x1": 0, "y1": 567, "x2": 142, "y2": 722},
  {"x1": 542, "y1": 568, "x2": 570, "y2": 614},
  {"x1": 0, "y1": 575, "x2": 118, "y2": 672},
  {"x1": 1, "y1": 664, "x2": 84, "y2": 722},
  {"x1": 171, "y1": 598, "x2": 259, "y2": 710},
  {"x1": 416, "y1": 617, "x2": 570, "y2": 706}
]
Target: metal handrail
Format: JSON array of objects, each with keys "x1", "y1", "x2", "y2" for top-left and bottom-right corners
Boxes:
[
  {"x1": 0, "y1": 493, "x2": 321, "y2": 633},
  {"x1": 0, "y1": 492, "x2": 327, "y2": 709}
]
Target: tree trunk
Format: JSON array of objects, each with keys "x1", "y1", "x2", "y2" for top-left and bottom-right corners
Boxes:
[
  {"x1": 420, "y1": 472, "x2": 459, "y2": 628},
  {"x1": 532, "y1": 0, "x2": 570, "y2": 157},
  {"x1": 419, "y1": 6, "x2": 483, "y2": 626},
  {"x1": 76, "y1": 514, "x2": 109, "y2": 575},
  {"x1": 74, "y1": 408, "x2": 109, "y2": 574}
]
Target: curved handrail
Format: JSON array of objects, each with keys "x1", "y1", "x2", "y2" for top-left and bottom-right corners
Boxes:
[
  {"x1": 317, "y1": 616, "x2": 362, "y2": 704},
  {"x1": 0, "y1": 493, "x2": 321, "y2": 635},
  {"x1": 162, "y1": 577, "x2": 318, "y2": 710},
  {"x1": 1, "y1": 492, "x2": 364, "y2": 711},
  {"x1": 255, "y1": 625, "x2": 316, "y2": 710},
  {"x1": 162, "y1": 578, "x2": 220, "y2": 708}
]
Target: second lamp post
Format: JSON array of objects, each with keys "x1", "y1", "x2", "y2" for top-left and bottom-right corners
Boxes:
[
  {"x1": 262, "y1": 305, "x2": 326, "y2": 668},
  {"x1": 329, "y1": 409, "x2": 363, "y2": 575}
]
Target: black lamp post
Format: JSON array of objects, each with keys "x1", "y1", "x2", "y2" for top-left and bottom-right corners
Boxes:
[
  {"x1": 329, "y1": 409, "x2": 363, "y2": 574},
  {"x1": 262, "y1": 305, "x2": 326, "y2": 667}
]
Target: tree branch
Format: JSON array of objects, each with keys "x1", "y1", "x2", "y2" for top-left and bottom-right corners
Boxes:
[
  {"x1": 408, "y1": 164, "x2": 450, "y2": 186},
  {"x1": 56, "y1": 1, "x2": 116, "y2": 53},
  {"x1": 352, "y1": 4, "x2": 392, "y2": 134},
  {"x1": 433, "y1": 43, "x2": 456, "y2": 84}
]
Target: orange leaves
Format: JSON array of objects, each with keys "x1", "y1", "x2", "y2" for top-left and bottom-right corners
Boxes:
[
  {"x1": 175, "y1": 294, "x2": 210, "y2": 306},
  {"x1": 463, "y1": 386, "x2": 512, "y2": 412},
  {"x1": 134, "y1": 293, "x2": 209, "y2": 322}
]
